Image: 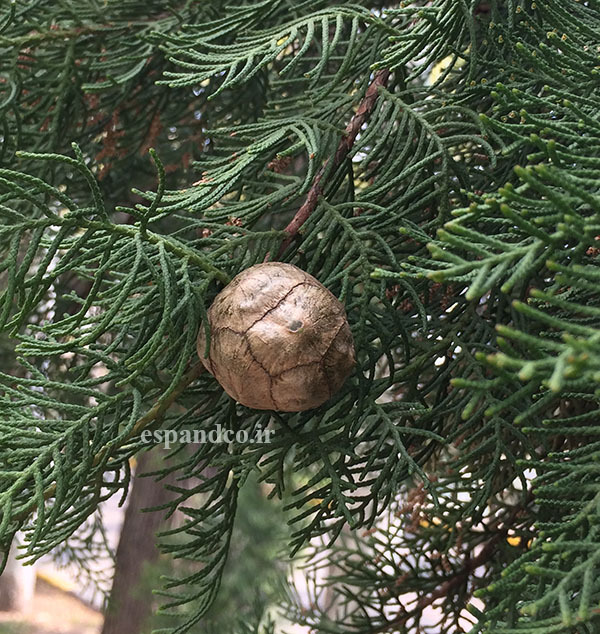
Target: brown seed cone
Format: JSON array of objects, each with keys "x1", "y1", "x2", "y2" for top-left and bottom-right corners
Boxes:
[{"x1": 197, "y1": 262, "x2": 355, "y2": 412}]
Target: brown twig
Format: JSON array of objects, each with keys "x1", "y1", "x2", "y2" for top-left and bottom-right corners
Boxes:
[
  {"x1": 372, "y1": 495, "x2": 533, "y2": 633},
  {"x1": 275, "y1": 69, "x2": 391, "y2": 259}
]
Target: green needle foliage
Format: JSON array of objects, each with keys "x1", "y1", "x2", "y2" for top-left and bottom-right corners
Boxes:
[{"x1": 1, "y1": 0, "x2": 600, "y2": 632}]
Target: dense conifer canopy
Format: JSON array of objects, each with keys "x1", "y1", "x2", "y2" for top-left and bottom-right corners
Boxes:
[{"x1": 1, "y1": 0, "x2": 600, "y2": 632}]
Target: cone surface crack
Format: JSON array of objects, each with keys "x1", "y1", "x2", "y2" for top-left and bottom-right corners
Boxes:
[
  {"x1": 243, "y1": 280, "x2": 311, "y2": 333},
  {"x1": 245, "y1": 339, "x2": 278, "y2": 410},
  {"x1": 272, "y1": 360, "x2": 320, "y2": 379}
]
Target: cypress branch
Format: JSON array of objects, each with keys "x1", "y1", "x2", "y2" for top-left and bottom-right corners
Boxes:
[{"x1": 277, "y1": 68, "x2": 391, "y2": 256}]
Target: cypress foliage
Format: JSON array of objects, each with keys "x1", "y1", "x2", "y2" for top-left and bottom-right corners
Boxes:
[{"x1": 1, "y1": 0, "x2": 600, "y2": 631}]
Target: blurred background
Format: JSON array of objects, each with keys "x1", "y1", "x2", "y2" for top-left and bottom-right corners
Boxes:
[{"x1": 0, "y1": 460, "x2": 303, "y2": 634}]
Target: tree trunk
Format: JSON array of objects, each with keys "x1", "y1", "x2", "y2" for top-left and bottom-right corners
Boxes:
[
  {"x1": 101, "y1": 450, "x2": 174, "y2": 634},
  {"x1": 0, "y1": 533, "x2": 36, "y2": 612}
]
